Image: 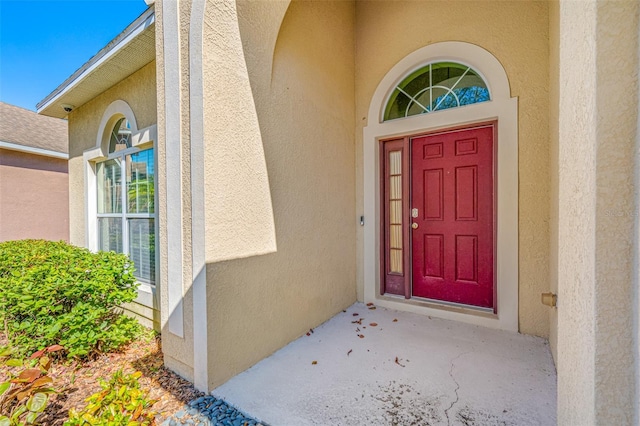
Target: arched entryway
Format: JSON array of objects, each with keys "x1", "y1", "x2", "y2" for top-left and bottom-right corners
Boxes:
[{"x1": 363, "y1": 42, "x2": 519, "y2": 331}]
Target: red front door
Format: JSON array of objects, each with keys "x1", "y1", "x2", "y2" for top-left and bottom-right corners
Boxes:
[{"x1": 411, "y1": 126, "x2": 494, "y2": 308}]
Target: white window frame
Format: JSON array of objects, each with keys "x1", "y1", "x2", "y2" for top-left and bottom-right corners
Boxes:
[{"x1": 84, "y1": 100, "x2": 158, "y2": 307}]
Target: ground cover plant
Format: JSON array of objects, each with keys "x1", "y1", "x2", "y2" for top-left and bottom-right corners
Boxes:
[
  {"x1": 0, "y1": 240, "x2": 141, "y2": 359},
  {"x1": 65, "y1": 370, "x2": 156, "y2": 425},
  {"x1": 0, "y1": 344, "x2": 63, "y2": 425}
]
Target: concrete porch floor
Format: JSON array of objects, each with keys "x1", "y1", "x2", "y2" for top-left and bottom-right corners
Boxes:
[{"x1": 212, "y1": 303, "x2": 557, "y2": 425}]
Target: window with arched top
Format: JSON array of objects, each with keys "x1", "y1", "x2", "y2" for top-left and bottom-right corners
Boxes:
[
  {"x1": 384, "y1": 62, "x2": 490, "y2": 121},
  {"x1": 96, "y1": 116, "x2": 156, "y2": 284}
]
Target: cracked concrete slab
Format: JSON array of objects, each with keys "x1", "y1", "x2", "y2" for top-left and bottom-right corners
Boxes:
[{"x1": 212, "y1": 303, "x2": 556, "y2": 425}]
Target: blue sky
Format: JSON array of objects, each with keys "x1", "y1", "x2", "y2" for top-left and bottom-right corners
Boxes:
[{"x1": 0, "y1": 0, "x2": 148, "y2": 111}]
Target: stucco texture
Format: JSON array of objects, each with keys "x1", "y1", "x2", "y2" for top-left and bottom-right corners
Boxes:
[
  {"x1": 354, "y1": 1, "x2": 551, "y2": 337},
  {"x1": 556, "y1": 0, "x2": 638, "y2": 423},
  {"x1": 153, "y1": 0, "x2": 196, "y2": 381},
  {"x1": 0, "y1": 149, "x2": 69, "y2": 242},
  {"x1": 201, "y1": 0, "x2": 357, "y2": 389}
]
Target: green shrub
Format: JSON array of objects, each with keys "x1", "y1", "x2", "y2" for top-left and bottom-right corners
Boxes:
[
  {"x1": 0, "y1": 240, "x2": 141, "y2": 359},
  {"x1": 64, "y1": 370, "x2": 156, "y2": 425}
]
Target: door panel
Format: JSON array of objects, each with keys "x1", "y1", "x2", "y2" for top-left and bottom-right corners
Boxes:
[{"x1": 411, "y1": 126, "x2": 494, "y2": 308}]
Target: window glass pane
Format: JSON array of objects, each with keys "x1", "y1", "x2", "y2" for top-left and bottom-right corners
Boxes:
[
  {"x1": 126, "y1": 149, "x2": 155, "y2": 214},
  {"x1": 129, "y1": 218, "x2": 155, "y2": 284},
  {"x1": 97, "y1": 159, "x2": 122, "y2": 214},
  {"x1": 109, "y1": 118, "x2": 132, "y2": 153},
  {"x1": 98, "y1": 217, "x2": 123, "y2": 253},
  {"x1": 384, "y1": 62, "x2": 490, "y2": 121}
]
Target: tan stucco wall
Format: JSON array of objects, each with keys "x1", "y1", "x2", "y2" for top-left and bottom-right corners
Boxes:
[
  {"x1": 0, "y1": 149, "x2": 69, "y2": 242},
  {"x1": 354, "y1": 1, "x2": 550, "y2": 337},
  {"x1": 556, "y1": 0, "x2": 638, "y2": 423},
  {"x1": 202, "y1": 0, "x2": 356, "y2": 389},
  {"x1": 153, "y1": 0, "x2": 196, "y2": 381},
  {"x1": 548, "y1": 0, "x2": 559, "y2": 364}
]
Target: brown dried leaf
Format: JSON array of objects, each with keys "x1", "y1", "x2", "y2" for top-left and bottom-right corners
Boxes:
[
  {"x1": 395, "y1": 357, "x2": 406, "y2": 367},
  {"x1": 368, "y1": 306, "x2": 376, "y2": 310},
  {"x1": 29, "y1": 350, "x2": 45, "y2": 360},
  {"x1": 358, "y1": 334, "x2": 365, "y2": 339},
  {"x1": 311, "y1": 361, "x2": 318, "y2": 365},
  {"x1": 306, "y1": 332, "x2": 310, "y2": 336},
  {"x1": 18, "y1": 368, "x2": 41, "y2": 383},
  {"x1": 366, "y1": 303, "x2": 374, "y2": 307},
  {"x1": 352, "y1": 313, "x2": 359, "y2": 316},
  {"x1": 347, "y1": 349, "x2": 352, "y2": 356},
  {"x1": 309, "y1": 328, "x2": 314, "y2": 334},
  {"x1": 369, "y1": 323, "x2": 378, "y2": 327},
  {"x1": 30, "y1": 376, "x2": 53, "y2": 389},
  {"x1": 393, "y1": 318, "x2": 398, "y2": 322},
  {"x1": 46, "y1": 345, "x2": 64, "y2": 352}
]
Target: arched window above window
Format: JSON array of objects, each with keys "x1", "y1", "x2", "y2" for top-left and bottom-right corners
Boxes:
[
  {"x1": 109, "y1": 118, "x2": 132, "y2": 153},
  {"x1": 384, "y1": 62, "x2": 490, "y2": 121}
]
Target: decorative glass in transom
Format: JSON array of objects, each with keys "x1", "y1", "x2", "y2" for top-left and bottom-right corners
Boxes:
[
  {"x1": 109, "y1": 118, "x2": 132, "y2": 153},
  {"x1": 384, "y1": 62, "x2": 490, "y2": 121}
]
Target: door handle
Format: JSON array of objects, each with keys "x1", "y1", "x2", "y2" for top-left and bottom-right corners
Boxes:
[{"x1": 411, "y1": 223, "x2": 418, "y2": 229}]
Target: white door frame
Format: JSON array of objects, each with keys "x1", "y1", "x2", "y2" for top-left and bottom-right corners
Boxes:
[{"x1": 363, "y1": 41, "x2": 519, "y2": 332}]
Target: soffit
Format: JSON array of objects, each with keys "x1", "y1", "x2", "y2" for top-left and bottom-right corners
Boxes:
[{"x1": 37, "y1": 9, "x2": 155, "y2": 119}]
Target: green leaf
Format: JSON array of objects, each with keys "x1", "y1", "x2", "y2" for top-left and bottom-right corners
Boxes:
[
  {"x1": 5, "y1": 359, "x2": 24, "y2": 367},
  {"x1": 0, "y1": 382, "x2": 10, "y2": 396},
  {"x1": 0, "y1": 416, "x2": 10, "y2": 426},
  {"x1": 24, "y1": 411, "x2": 37, "y2": 425},
  {"x1": 25, "y1": 392, "x2": 48, "y2": 413}
]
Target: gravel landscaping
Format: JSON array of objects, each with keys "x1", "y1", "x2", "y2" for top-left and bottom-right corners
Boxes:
[{"x1": 162, "y1": 396, "x2": 265, "y2": 426}]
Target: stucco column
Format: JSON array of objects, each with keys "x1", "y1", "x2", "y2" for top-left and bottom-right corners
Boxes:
[{"x1": 556, "y1": 0, "x2": 639, "y2": 423}]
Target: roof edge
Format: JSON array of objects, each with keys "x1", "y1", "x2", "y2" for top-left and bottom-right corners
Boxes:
[
  {"x1": 0, "y1": 141, "x2": 69, "y2": 159},
  {"x1": 36, "y1": 6, "x2": 155, "y2": 113}
]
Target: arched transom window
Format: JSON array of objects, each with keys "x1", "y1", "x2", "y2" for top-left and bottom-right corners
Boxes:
[{"x1": 384, "y1": 62, "x2": 490, "y2": 121}]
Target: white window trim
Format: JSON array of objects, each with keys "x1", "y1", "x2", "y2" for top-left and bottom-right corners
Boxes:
[
  {"x1": 84, "y1": 100, "x2": 158, "y2": 307},
  {"x1": 363, "y1": 41, "x2": 519, "y2": 332}
]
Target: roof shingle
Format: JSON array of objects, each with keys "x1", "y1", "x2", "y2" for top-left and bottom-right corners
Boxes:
[{"x1": 0, "y1": 102, "x2": 68, "y2": 154}]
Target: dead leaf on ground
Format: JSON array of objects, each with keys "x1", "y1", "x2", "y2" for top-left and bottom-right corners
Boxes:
[
  {"x1": 368, "y1": 306, "x2": 376, "y2": 310},
  {"x1": 366, "y1": 303, "x2": 374, "y2": 307},
  {"x1": 351, "y1": 318, "x2": 363, "y2": 325},
  {"x1": 347, "y1": 349, "x2": 352, "y2": 356},
  {"x1": 369, "y1": 322, "x2": 378, "y2": 327},
  {"x1": 352, "y1": 313, "x2": 359, "y2": 316},
  {"x1": 306, "y1": 332, "x2": 311, "y2": 336},
  {"x1": 312, "y1": 361, "x2": 318, "y2": 365},
  {"x1": 395, "y1": 357, "x2": 406, "y2": 367},
  {"x1": 358, "y1": 334, "x2": 365, "y2": 339},
  {"x1": 309, "y1": 328, "x2": 314, "y2": 334},
  {"x1": 393, "y1": 318, "x2": 398, "y2": 322}
]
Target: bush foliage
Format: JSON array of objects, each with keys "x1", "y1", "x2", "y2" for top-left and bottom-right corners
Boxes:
[
  {"x1": 65, "y1": 370, "x2": 156, "y2": 425},
  {"x1": 0, "y1": 240, "x2": 141, "y2": 359}
]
